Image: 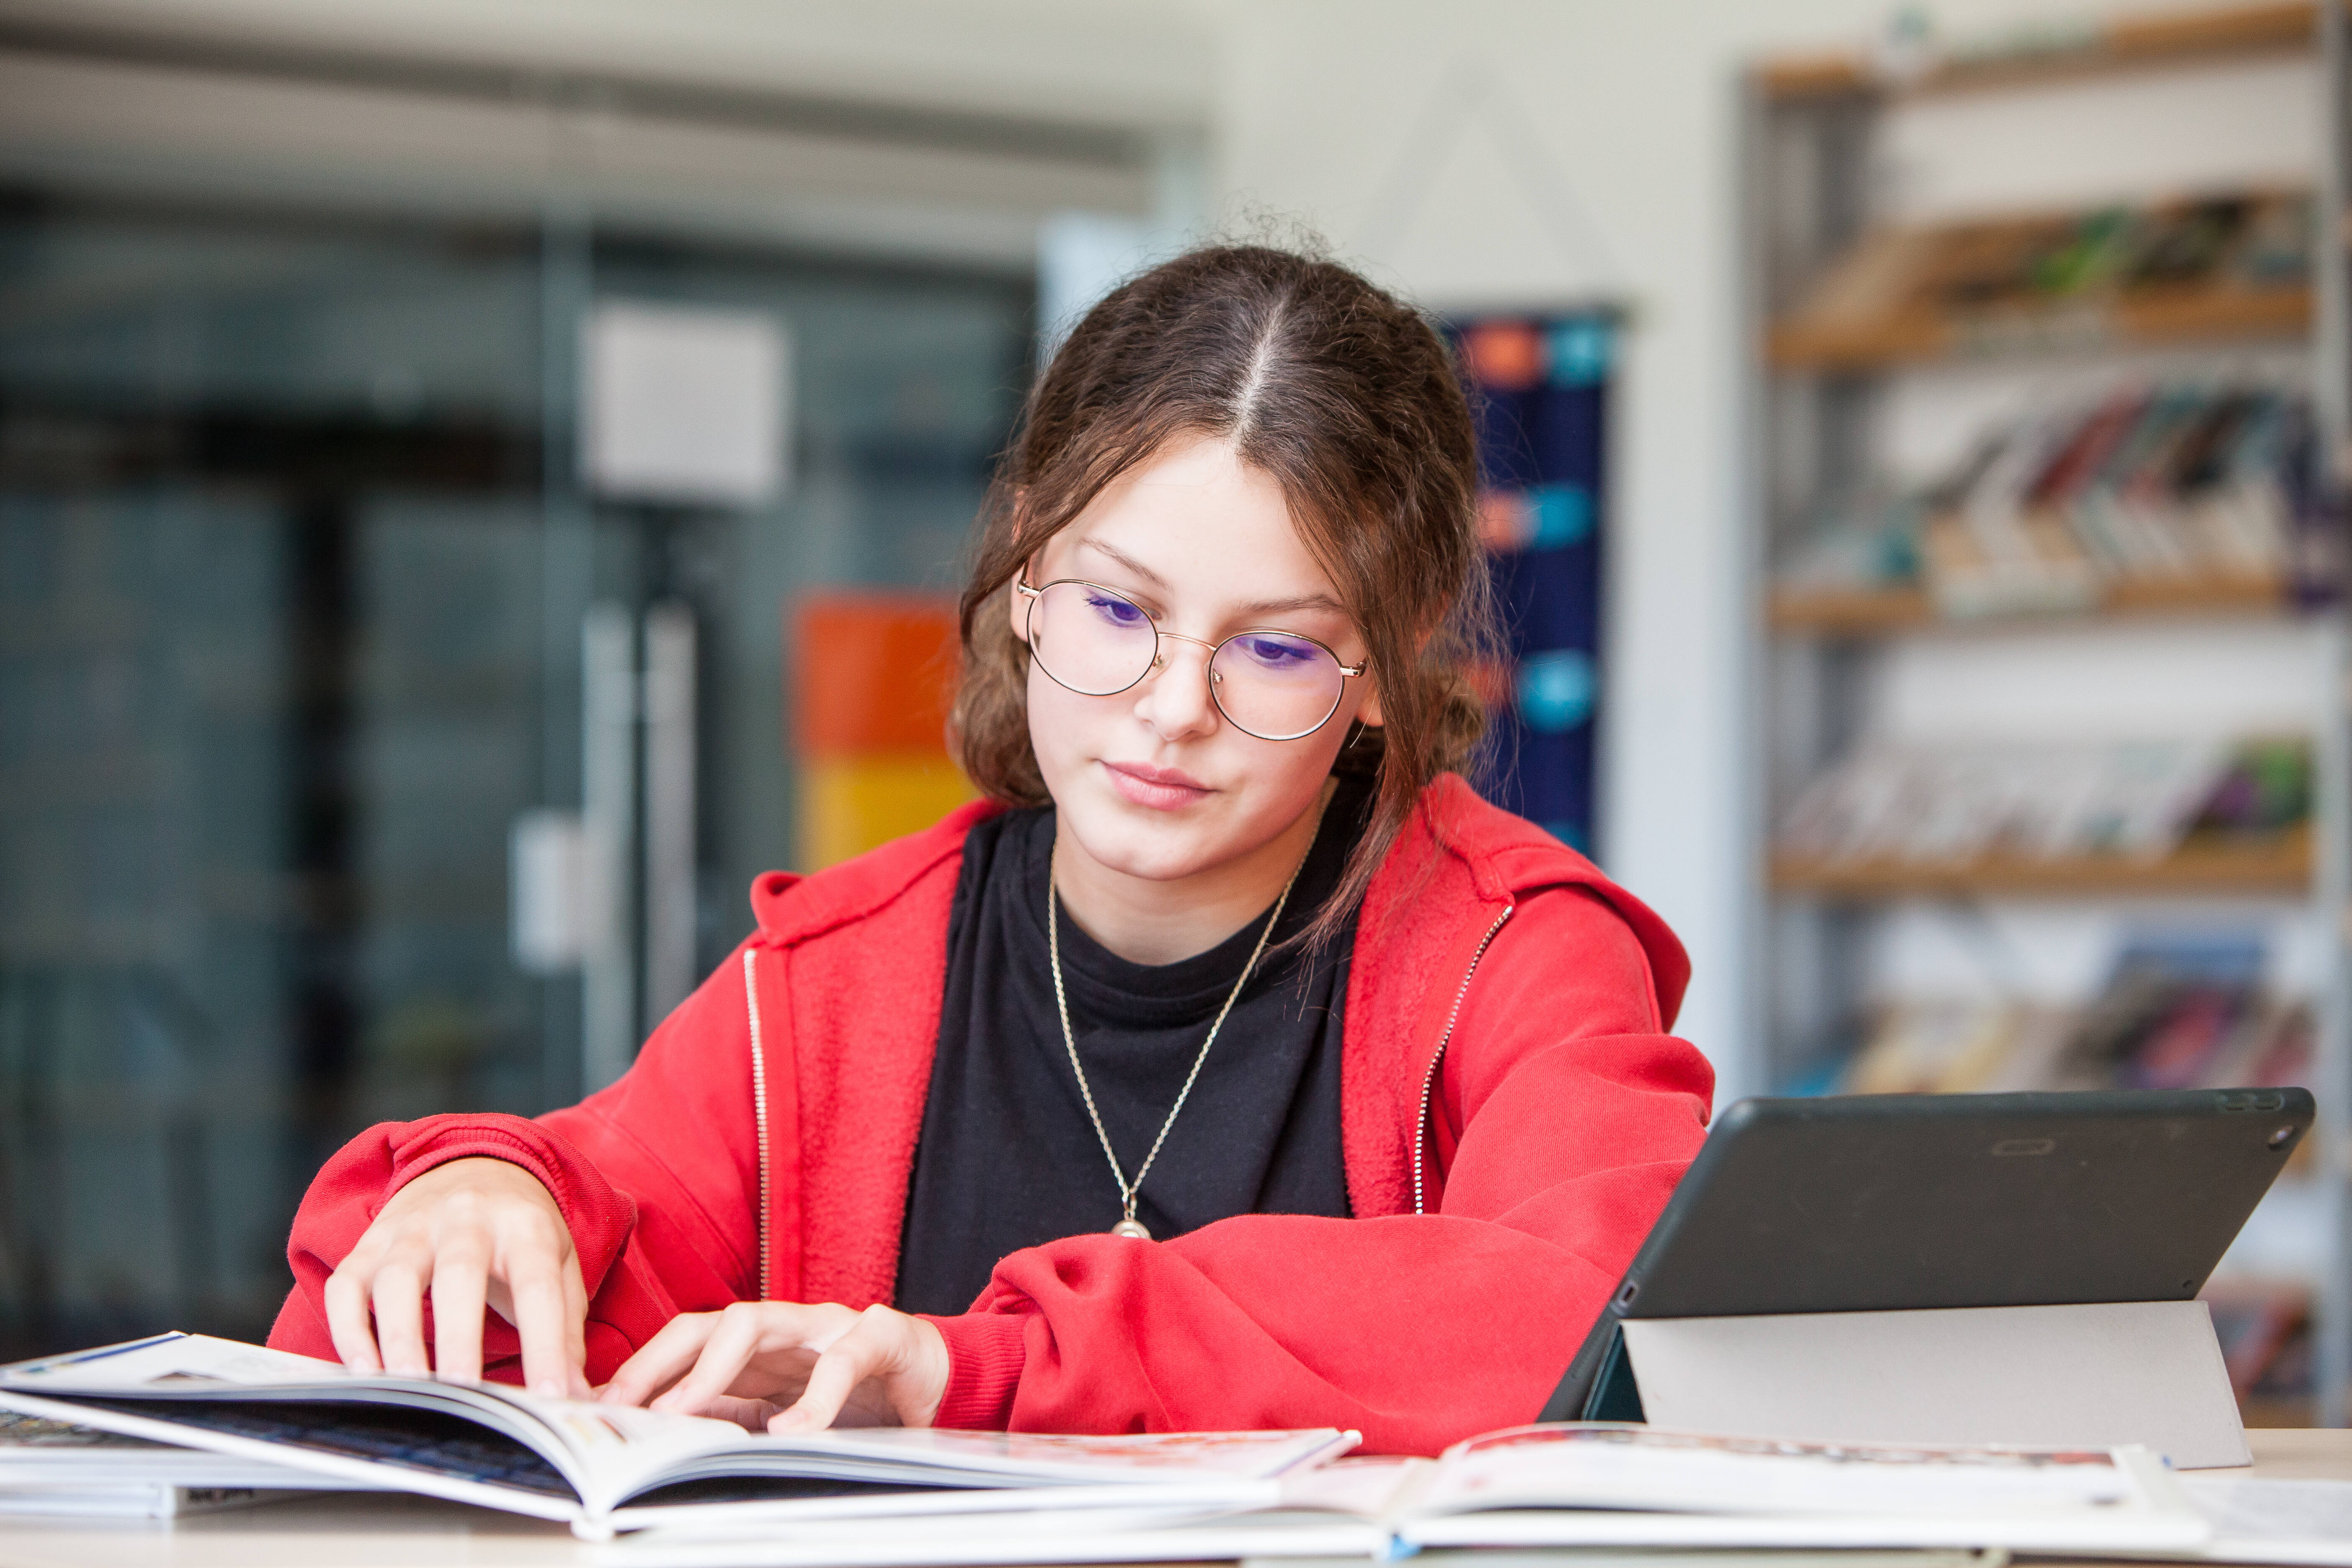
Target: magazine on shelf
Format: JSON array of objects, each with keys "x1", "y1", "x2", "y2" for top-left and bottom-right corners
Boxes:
[
  {"x1": 0, "y1": 1334, "x2": 1351, "y2": 1540},
  {"x1": 592, "y1": 1426, "x2": 2208, "y2": 1566},
  {"x1": 1771, "y1": 371, "x2": 2321, "y2": 616}
]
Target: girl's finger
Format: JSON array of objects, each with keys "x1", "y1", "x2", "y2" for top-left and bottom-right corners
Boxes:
[
  {"x1": 323, "y1": 1264, "x2": 384, "y2": 1374},
  {"x1": 371, "y1": 1259, "x2": 431, "y2": 1377},
  {"x1": 702, "y1": 1393, "x2": 784, "y2": 1432},
  {"x1": 560, "y1": 1258, "x2": 592, "y2": 1399},
  {"x1": 505, "y1": 1248, "x2": 581, "y2": 1400},
  {"x1": 601, "y1": 1312, "x2": 722, "y2": 1408},
  {"x1": 771, "y1": 1310, "x2": 892, "y2": 1433},
  {"x1": 648, "y1": 1303, "x2": 780, "y2": 1415},
  {"x1": 428, "y1": 1240, "x2": 492, "y2": 1385},
  {"x1": 655, "y1": 1301, "x2": 845, "y2": 1417}
]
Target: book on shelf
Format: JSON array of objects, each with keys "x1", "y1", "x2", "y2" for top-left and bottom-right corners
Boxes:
[
  {"x1": 1817, "y1": 927, "x2": 2312, "y2": 1104},
  {"x1": 1777, "y1": 735, "x2": 2309, "y2": 872},
  {"x1": 1774, "y1": 379, "x2": 2334, "y2": 623},
  {"x1": 1771, "y1": 189, "x2": 2312, "y2": 369}
]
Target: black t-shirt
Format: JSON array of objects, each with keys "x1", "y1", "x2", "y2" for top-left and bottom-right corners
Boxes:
[{"x1": 894, "y1": 775, "x2": 1370, "y2": 1316}]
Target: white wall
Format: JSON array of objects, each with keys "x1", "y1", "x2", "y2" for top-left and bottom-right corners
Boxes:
[{"x1": 1189, "y1": 0, "x2": 2319, "y2": 1093}]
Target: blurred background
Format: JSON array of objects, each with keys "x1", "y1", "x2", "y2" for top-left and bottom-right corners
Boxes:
[{"x1": 0, "y1": 0, "x2": 2344, "y2": 1424}]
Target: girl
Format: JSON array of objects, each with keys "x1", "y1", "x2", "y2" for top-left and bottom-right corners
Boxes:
[{"x1": 270, "y1": 245, "x2": 1712, "y2": 1455}]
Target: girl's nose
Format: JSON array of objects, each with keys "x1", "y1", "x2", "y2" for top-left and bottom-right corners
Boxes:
[{"x1": 1132, "y1": 636, "x2": 1220, "y2": 741}]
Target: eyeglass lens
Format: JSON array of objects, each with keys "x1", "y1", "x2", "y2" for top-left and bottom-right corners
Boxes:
[{"x1": 1027, "y1": 580, "x2": 1348, "y2": 741}]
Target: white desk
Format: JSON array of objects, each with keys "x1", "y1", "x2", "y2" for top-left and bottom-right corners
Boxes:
[{"x1": 3, "y1": 1428, "x2": 2347, "y2": 1568}]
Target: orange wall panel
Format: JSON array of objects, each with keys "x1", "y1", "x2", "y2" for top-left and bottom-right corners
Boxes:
[
  {"x1": 789, "y1": 593, "x2": 977, "y2": 869},
  {"x1": 792, "y1": 594, "x2": 963, "y2": 758}
]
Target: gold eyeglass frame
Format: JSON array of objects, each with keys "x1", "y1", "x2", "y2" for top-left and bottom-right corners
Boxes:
[{"x1": 1015, "y1": 577, "x2": 1368, "y2": 742}]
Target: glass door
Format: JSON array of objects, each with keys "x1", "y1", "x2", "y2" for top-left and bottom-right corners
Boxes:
[{"x1": 0, "y1": 190, "x2": 1031, "y2": 1357}]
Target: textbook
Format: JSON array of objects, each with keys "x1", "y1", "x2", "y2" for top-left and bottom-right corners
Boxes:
[
  {"x1": 595, "y1": 1426, "x2": 2209, "y2": 1566},
  {"x1": 0, "y1": 1334, "x2": 1352, "y2": 1540}
]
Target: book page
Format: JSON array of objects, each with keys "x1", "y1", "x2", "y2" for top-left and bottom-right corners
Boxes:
[
  {"x1": 2180, "y1": 1476, "x2": 2352, "y2": 1565},
  {"x1": 1420, "y1": 1425, "x2": 2146, "y2": 1518}
]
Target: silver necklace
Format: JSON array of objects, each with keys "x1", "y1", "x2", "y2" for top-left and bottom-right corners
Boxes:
[{"x1": 1047, "y1": 851, "x2": 1311, "y2": 1240}]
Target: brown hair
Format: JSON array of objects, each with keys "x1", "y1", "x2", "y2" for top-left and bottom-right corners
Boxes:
[{"x1": 950, "y1": 242, "x2": 1497, "y2": 948}]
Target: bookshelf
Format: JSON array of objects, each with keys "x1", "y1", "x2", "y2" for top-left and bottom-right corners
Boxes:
[
  {"x1": 1768, "y1": 281, "x2": 2311, "y2": 371},
  {"x1": 1771, "y1": 825, "x2": 2314, "y2": 901},
  {"x1": 1742, "y1": 0, "x2": 2352, "y2": 1423},
  {"x1": 1770, "y1": 573, "x2": 2292, "y2": 634},
  {"x1": 1758, "y1": 0, "x2": 2315, "y2": 101}
]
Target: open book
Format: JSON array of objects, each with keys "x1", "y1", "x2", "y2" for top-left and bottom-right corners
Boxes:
[
  {"x1": 0, "y1": 1334, "x2": 1351, "y2": 1539},
  {"x1": 593, "y1": 1424, "x2": 2208, "y2": 1565}
]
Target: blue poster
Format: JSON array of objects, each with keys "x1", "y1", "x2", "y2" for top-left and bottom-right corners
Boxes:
[{"x1": 1449, "y1": 315, "x2": 1612, "y2": 857}]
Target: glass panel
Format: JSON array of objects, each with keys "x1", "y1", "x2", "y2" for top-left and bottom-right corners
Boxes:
[
  {"x1": 579, "y1": 243, "x2": 1031, "y2": 985},
  {"x1": 0, "y1": 194, "x2": 1032, "y2": 1357}
]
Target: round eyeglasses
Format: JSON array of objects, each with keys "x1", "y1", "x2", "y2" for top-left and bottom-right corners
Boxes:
[{"x1": 1017, "y1": 578, "x2": 1367, "y2": 742}]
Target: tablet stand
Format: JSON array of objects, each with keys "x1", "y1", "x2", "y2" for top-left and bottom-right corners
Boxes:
[{"x1": 1610, "y1": 1299, "x2": 2248, "y2": 1469}]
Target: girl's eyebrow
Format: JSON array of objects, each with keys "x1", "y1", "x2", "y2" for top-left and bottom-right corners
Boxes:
[
  {"x1": 1076, "y1": 537, "x2": 1347, "y2": 618},
  {"x1": 1238, "y1": 591, "x2": 1350, "y2": 617},
  {"x1": 1076, "y1": 536, "x2": 1168, "y2": 587}
]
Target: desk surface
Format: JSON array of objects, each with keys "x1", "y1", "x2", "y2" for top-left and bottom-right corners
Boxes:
[{"x1": 4, "y1": 1428, "x2": 2349, "y2": 1568}]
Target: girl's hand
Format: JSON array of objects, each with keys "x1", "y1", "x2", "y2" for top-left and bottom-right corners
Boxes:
[
  {"x1": 322, "y1": 1156, "x2": 590, "y2": 1399},
  {"x1": 598, "y1": 1301, "x2": 950, "y2": 1433}
]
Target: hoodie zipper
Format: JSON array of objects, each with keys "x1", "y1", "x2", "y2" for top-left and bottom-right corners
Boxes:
[
  {"x1": 742, "y1": 948, "x2": 771, "y2": 1300},
  {"x1": 1412, "y1": 904, "x2": 1514, "y2": 1215}
]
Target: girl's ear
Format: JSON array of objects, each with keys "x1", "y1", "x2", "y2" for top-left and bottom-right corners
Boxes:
[
  {"x1": 1355, "y1": 673, "x2": 1383, "y2": 730},
  {"x1": 1008, "y1": 559, "x2": 1038, "y2": 646}
]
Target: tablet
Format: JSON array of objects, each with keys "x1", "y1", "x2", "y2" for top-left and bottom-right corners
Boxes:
[{"x1": 1538, "y1": 1086, "x2": 2314, "y2": 1424}]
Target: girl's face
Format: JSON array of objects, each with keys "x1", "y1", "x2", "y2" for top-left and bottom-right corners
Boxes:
[{"x1": 1010, "y1": 431, "x2": 1382, "y2": 888}]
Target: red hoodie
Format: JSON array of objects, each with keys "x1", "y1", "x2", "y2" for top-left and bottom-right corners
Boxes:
[{"x1": 269, "y1": 775, "x2": 1713, "y2": 1455}]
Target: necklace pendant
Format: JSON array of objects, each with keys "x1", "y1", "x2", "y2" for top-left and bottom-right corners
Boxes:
[{"x1": 1110, "y1": 1217, "x2": 1153, "y2": 1240}]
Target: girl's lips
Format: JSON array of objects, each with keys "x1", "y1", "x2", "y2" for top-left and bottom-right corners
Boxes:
[{"x1": 1102, "y1": 760, "x2": 1213, "y2": 811}]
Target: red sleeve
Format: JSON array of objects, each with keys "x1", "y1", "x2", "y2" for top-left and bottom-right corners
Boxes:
[
  {"x1": 267, "y1": 942, "x2": 769, "y2": 1385},
  {"x1": 921, "y1": 887, "x2": 1712, "y2": 1455}
]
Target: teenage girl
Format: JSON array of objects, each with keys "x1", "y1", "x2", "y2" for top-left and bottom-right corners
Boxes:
[{"x1": 270, "y1": 245, "x2": 1714, "y2": 1456}]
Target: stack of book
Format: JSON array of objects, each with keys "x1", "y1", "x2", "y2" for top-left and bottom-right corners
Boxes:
[
  {"x1": 1777, "y1": 735, "x2": 2309, "y2": 871},
  {"x1": 1771, "y1": 189, "x2": 2311, "y2": 369},
  {"x1": 1811, "y1": 931, "x2": 2311, "y2": 1103},
  {"x1": 1777, "y1": 381, "x2": 2328, "y2": 619}
]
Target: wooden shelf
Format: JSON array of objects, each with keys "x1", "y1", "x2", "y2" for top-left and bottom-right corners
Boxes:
[
  {"x1": 1771, "y1": 825, "x2": 2314, "y2": 900},
  {"x1": 1768, "y1": 284, "x2": 2311, "y2": 371},
  {"x1": 1769, "y1": 574, "x2": 2293, "y2": 636},
  {"x1": 1759, "y1": 0, "x2": 2313, "y2": 103}
]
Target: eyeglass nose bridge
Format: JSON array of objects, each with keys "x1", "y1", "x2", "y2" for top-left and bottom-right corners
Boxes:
[
  {"x1": 1148, "y1": 631, "x2": 1225, "y2": 697},
  {"x1": 1150, "y1": 629, "x2": 1219, "y2": 663}
]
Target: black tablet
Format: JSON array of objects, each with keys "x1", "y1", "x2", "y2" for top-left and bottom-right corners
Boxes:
[{"x1": 1539, "y1": 1086, "x2": 2314, "y2": 1424}]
